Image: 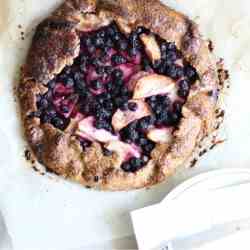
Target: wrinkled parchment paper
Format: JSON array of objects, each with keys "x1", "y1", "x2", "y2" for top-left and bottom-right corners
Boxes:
[{"x1": 0, "y1": 0, "x2": 250, "y2": 249}]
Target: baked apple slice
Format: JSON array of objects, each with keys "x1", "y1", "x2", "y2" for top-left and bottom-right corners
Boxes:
[
  {"x1": 77, "y1": 116, "x2": 118, "y2": 142},
  {"x1": 140, "y1": 34, "x2": 161, "y2": 63},
  {"x1": 127, "y1": 71, "x2": 150, "y2": 91},
  {"x1": 112, "y1": 100, "x2": 151, "y2": 131},
  {"x1": 147, "y1": 127, "x2": 173, "y2": 144},
  {"x1": 133, "y1": 74, "x2": 177, "y2": 99},
  {"x1": 105, "y1": 140, "x2": 141, "y2": 163}
]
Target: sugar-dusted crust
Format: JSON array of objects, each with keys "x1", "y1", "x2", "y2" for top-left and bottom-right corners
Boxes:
[{"x1": 19, "y1": 0, "x2": 225, "y2": 190}]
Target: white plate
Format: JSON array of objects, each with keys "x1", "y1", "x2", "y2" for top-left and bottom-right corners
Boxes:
[{"x1": 162, "y1": 168, "x2": 250, "y2": 204}]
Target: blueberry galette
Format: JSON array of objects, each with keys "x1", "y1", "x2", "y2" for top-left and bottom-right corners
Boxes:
[{"x1": 19, "y1": 0, "x2": 225, "y2": 190}]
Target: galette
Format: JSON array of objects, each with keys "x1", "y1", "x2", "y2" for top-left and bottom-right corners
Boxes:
[{"x1": 19, "y1": 0, "x2": 226, "y2": 190}]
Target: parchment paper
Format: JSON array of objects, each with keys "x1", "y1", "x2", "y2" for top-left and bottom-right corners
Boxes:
[{"x1": 0, "y1": 0, "x2": 250, "y2": 249}]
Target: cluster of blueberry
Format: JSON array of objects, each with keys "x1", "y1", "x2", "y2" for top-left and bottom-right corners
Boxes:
[{"x1": 33, "y1": 22, "x2": 198, "y2": 173}]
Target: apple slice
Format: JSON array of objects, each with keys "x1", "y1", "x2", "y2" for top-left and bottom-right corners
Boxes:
[
  {"x1": 133, "y1": 74, "x2": 177, "y2": 99},
  {"x1": 147, "y1": 127, "x2": 173, "y2": 144},
  {"x1": 127, "y1": 71, "x2": 150, "y2": 91},
  {"x1": 112, "y1": 100, "x2": 151, "y2": 131},
  {"x1": 105, "y1": 141, "x2": 141, "y2": 164},
  {"x1": 140, "y1": 34, "x2": 161, "y2": 63},
  {"x1": 76, "y1": 117, "x2": 118, "y2": 143}
]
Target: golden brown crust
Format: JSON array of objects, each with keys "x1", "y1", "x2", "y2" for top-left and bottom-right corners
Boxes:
[{"x1": 19, "y1": 0, "x2": 224, "y2": 191}]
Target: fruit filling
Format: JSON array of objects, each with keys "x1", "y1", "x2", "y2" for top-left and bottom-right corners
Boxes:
[{"x1": 34, "y1": 22, "x2": 198, "y2": 173}]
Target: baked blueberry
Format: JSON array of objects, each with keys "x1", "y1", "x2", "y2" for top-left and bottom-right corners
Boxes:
[
  {"x1": 111, "y1": 54, "x2": 127, "y2": 65},
  {"x1": 128, "y1": 102, "x2": 138, "y2": 111},
  {"x1": 178, "y1": 79, "x2": 190, "y2": 98}
]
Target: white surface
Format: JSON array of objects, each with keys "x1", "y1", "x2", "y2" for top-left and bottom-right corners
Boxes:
[
  {"x1": 132, "y1": 169, "x2": 250, "y2": 250},
  {"x1": 0, "y1": 0, "x2": 250, "y2": 249},
  {"x1": 192, "y1": 230, "x2": 250, "y2": 250}
]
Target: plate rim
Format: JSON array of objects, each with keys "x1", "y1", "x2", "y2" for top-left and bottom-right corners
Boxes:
[{"x1": 163, "y1": 168, "x2": 250, "y2": 204}]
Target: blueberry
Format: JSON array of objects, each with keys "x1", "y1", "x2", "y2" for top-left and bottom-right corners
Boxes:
[
  {"x1": 121, "y1": 162, "x2": 133, "y2": 172},
  {"x1": 101, "y1": 92, "x2": 112, "y2": 100},
  {"x1": 166, "y1": 42, "x2": 176, "y2": 51},
  {"x1": 178, "y1": 79, "x2": 190, "y2": 98},
  {"x1": 103, "y1": 123, "x2": 113, "y2": 132},
  {"x1": 87, "y1": 45, "x2": 95, "y2": 53},
  {"x1": 128, "y1": 102, "x2": 137, "y2": 111},
  {"x1": 137, "y1": 117, "x2": 151, "y2": 130},
  {"x1": 52, "y1": 117, "x2": 65, "y2": 129},
  {"x1": 166, "y1": 50, "x2": 178, "y2": 62},
  {"x1": 38, "y1": 98, "x2": 49, "y2": 109},
  {"x1": 92, "y1": 58, "x2": 102, "y2": 67},
  {"x1": 156, "y1": 110, "x2": 169, "y2": 125},
  {"x1": 96, "y1": 108, "x2": 111, "y2": 120},
  {"x1": 129, "y1": 129, "x2": 139, "y2": 142},
  {"x1": 166, "y1": 65, "x2": 184, "y2": 80},
  {"x1": 160, "y1": 41, "x2": 168, "y2": 55},
  {"x1": 138, "y1": 137, "x2": 148, "y2": 146},
  {"x1": 94, "y1": 37, "x2": 105, "y2": 48},
  {"x1": 135, "y1": 26, "x2": 150, "y2": 35},
  {"x1": 143, "y1": 141, "x2": 155, "y2": 154},
  {"x1": 90, "y1": 80, "x2": 102, "y2": 90},
  {"x1": 103, "y1": 148, "x2": 113, "y2": 156},
  {"x1": 111, "y1": 84, "x2": 120, "y2": 99},
  {"x1": 153, "y1": 105, "x2": 164, "y2": 116},
  {"x1": 129, "y1": 47, "x2": 138, "y2": 56},
  {"x1": 120, "y1": 86, "x2": 129, "y2": 96},
  {"x1": 142, "y1": 155, "x2": 149, "y2": 163},
  {"x1": 142, "y1": 58, "x2": 152, "y2": 71},
  {"x1": 95, "y1": 119, "x2": 107, "y2": 129},
  {"x1": 184, "y1": 65, "x2": 198, "y2": 83},
  {"x1": 120, "y1": 126, "x2": 138, "y2": 142},
  {"x1": 130, "y1": 157, "x2": 143, "y2": 169},
  {"x1": 147, "y1": 95, "x2": 157, "y2": 103},
  {"x1": 97, "y1": 30, "x2": 106, "y2": 38},
  {"x1": 96, "y1": 66, "x2": 106, "y2": 75},
  {"x1": 28, "y1": 110, "x2": 42, "y2": 118},
  {"x1": 112, "y1": 69, "x2": 123, "y2": 80},
  {"x1": 115, "y1": 97, "x2": 125, "y2": 108},
  {"x1": 117, "y1": 39, "x2": 128, "y2": 50},
  {"x1": 105, "y1": 38, "x2": 114, "y2": 48},
  {"x1": 113, "y1": 33, "x2": 122, "y2": 42},
  {"x1": 48, "y1": 80, "x2": 56, "y2": 89},
  {"x1": 107, "y1": 23, "x2": 119, "y2": 37},
  {"x1": 106, "y1": 82, "x2": 113, "y2": 92},
  {"x1": 129, "y1": 32, "x2": 142, "y2": 51},
  {"x1": 80, "y1": 139, "x2": 92, "y2": 149},
  {"x1": 64, "y1": 77, "x2": 74, "y2": 87},
  {"x1": 79, "y1": 63, "x2": 87, "y2": 73},
  {"x1": 158, "y1": 61, "x2": 168, "y2": 74},
  {"x1": 41, "y1": 114, "x2": 51, "y2": 123},
  {"x1": 111, "y1": 54, "x2": 127, "y2": 65},
  {"x1": 120, "y1": 102, "x2": 128, "y2": 111},
  {"x1": 75, "y1": 81, "x2": 87, "y2": 94},
  {"x1": 167, "y1": 112, "x2": 180, "y2": 126},
  {"x1": 104, "y1": 102, "x2": 114, "y2": 111},
  {"x1": 115, "y1": 79, "x2": 123, "y2": 88},
  {"x1": 61, "y1": 105, "x2": 70, "y2": 113},
  {"x1": 81, "y1": 101, "x2": 92, "y2": 114},
  {"x1": 153, "y1": 59, "x2": 162, "y2": 70},
  {"x1": 85, "y1": 37, "x2": 92, "y2": 46},
  {"x1": 104, "y1": 66, "x2": 113, "y2": 74},
  {"x1": 173, "y1": 101, "x2": 183, "y2": 115},
  {"x1": 45, "y1": 108, "x2": 57, "y2": 118},
  {"x1": 73, "y1": 72, "x2": 83, "y2": 84}
]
